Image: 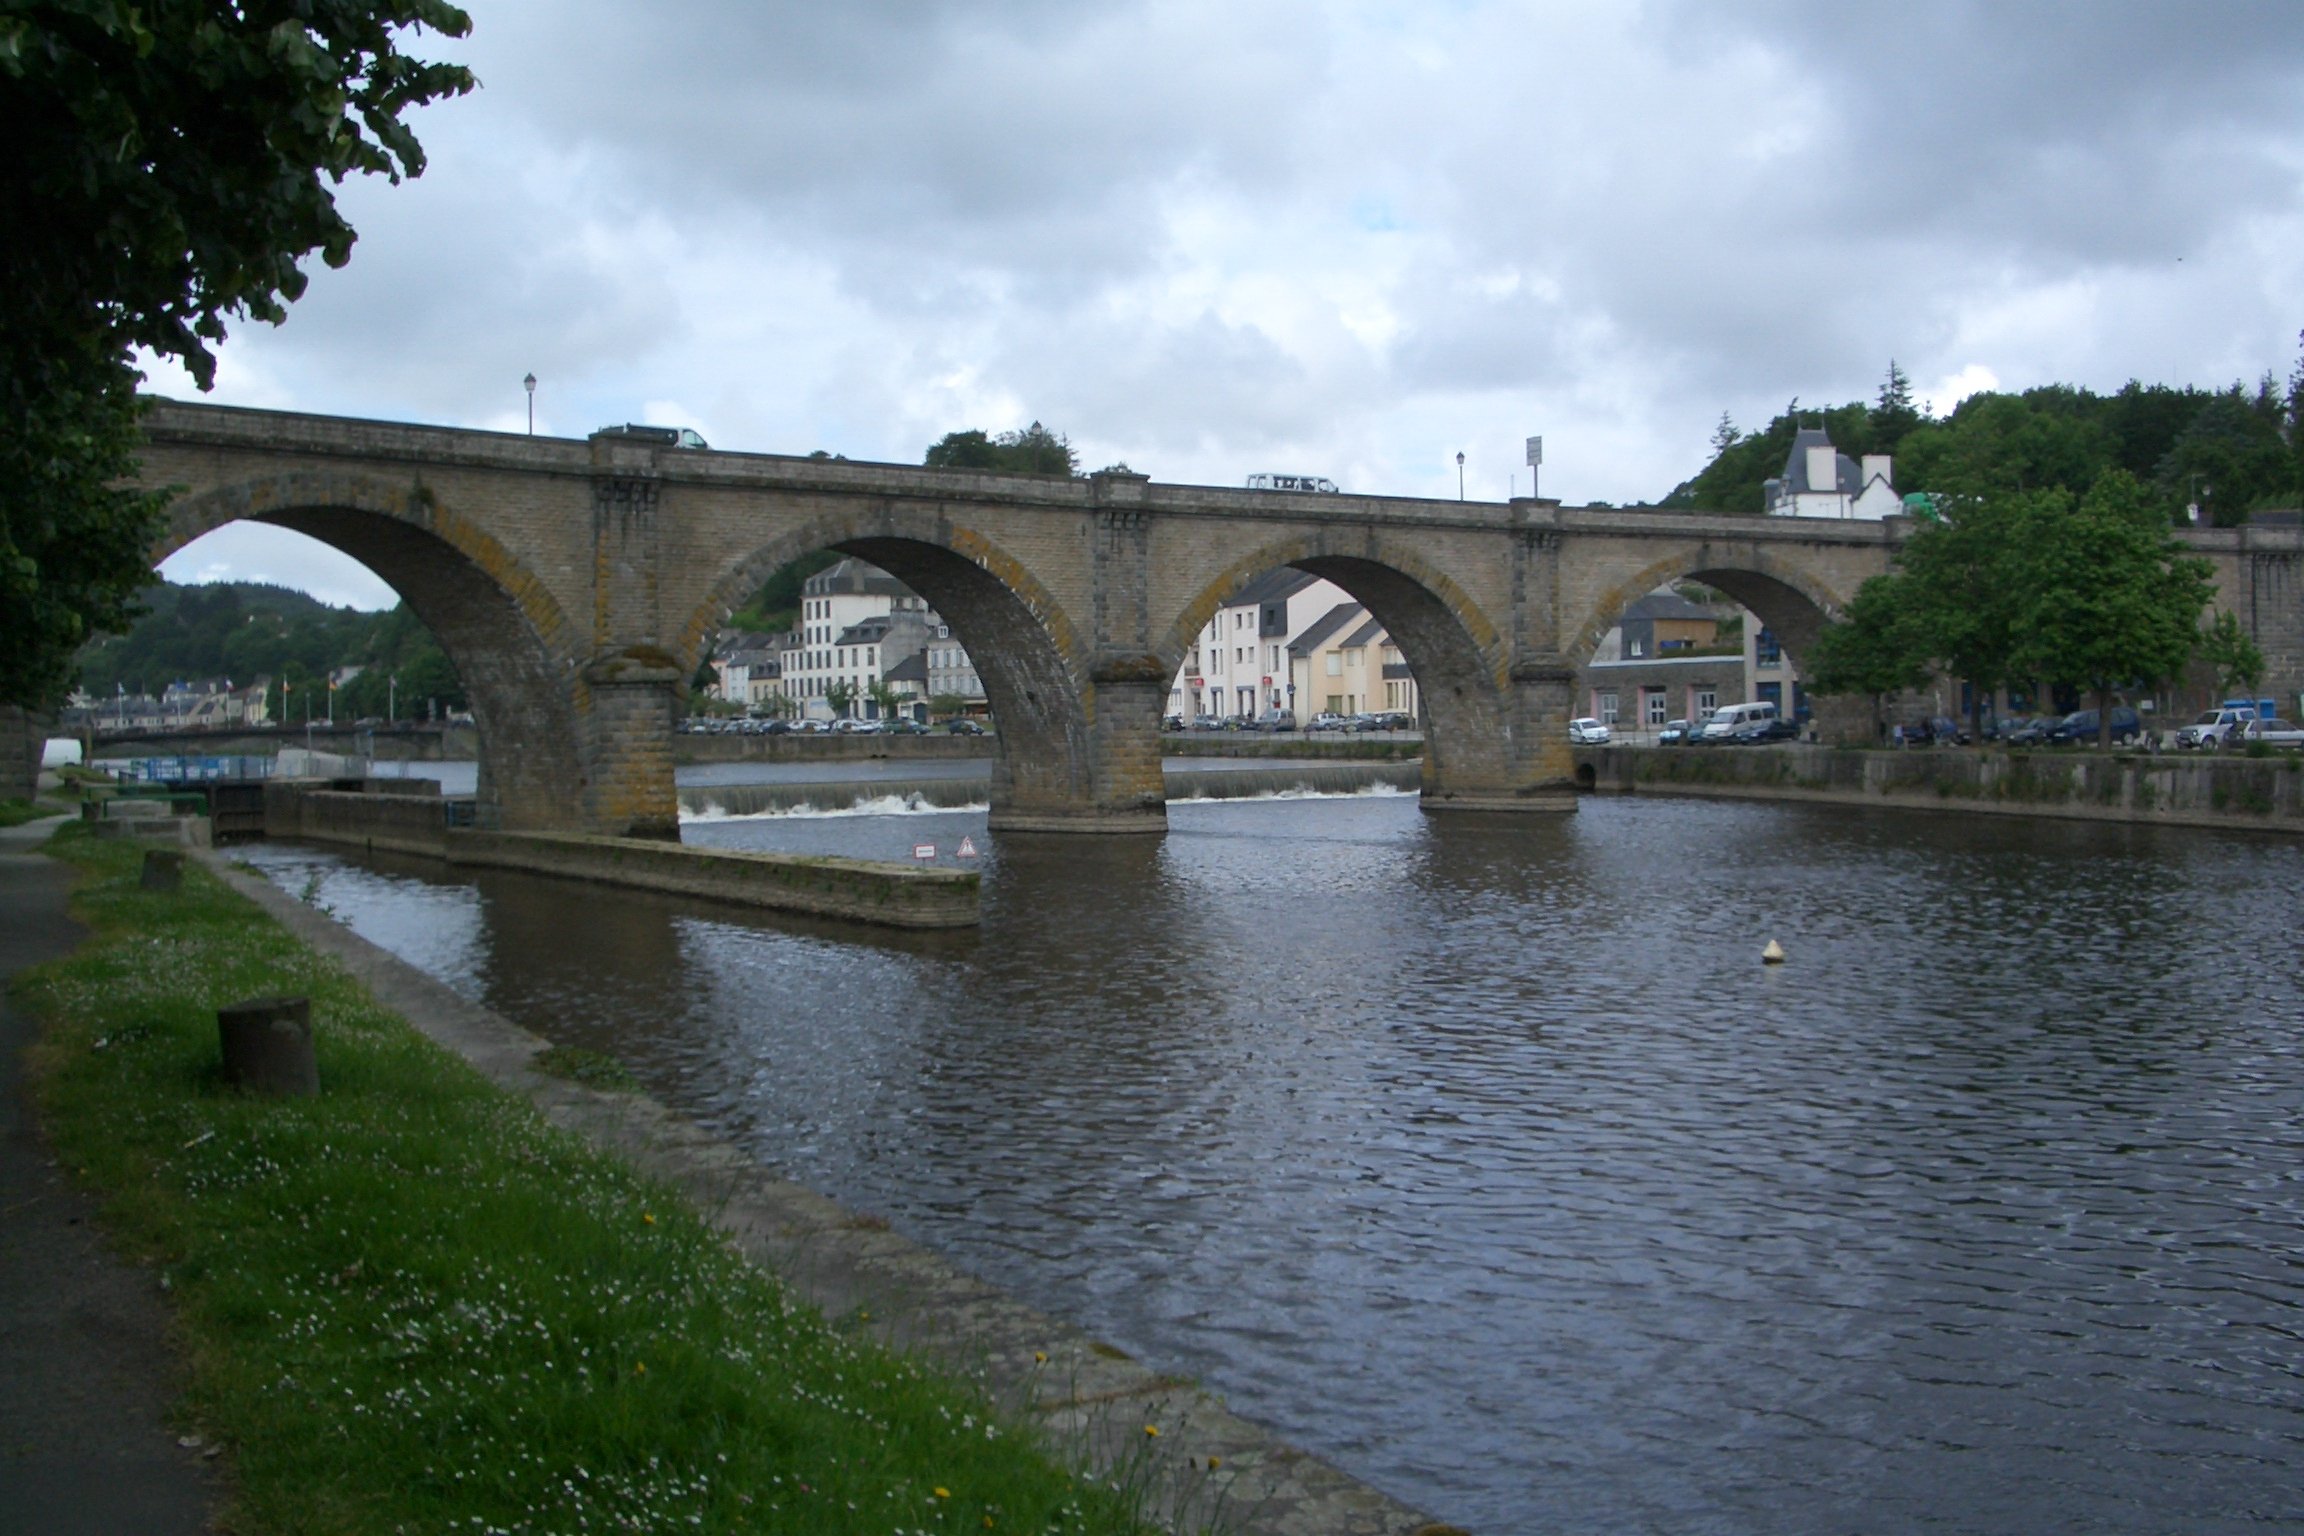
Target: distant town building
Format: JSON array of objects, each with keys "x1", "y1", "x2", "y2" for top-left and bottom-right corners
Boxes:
[
  {"x1": 771, "y1": 559, "x2": 980, "y2": 720},
  {"x1": 1763, "y1": 428, "x2": 1900, "y2": 520}
]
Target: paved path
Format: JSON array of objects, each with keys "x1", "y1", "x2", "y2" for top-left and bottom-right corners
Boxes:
[{"x1": 0, "y1": 813, "x2": 219, "y2": 1535}]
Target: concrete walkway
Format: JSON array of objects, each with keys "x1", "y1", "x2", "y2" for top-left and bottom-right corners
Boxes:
[{"x1": 0, "y1": 812, "x2": 221, "y2": 1535}]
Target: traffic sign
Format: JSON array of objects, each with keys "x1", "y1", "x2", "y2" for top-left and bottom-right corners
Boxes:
[
  {"x1": 957, "y1": 836, "x2": 978, "y2": 858},
  {"x1": 912, "y1": 843, "x2": 936, "y2": 860}
]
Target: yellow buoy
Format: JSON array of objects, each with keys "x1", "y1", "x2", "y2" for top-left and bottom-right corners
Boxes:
[{"x1": 1762, "y1": 939, "x2": 1786, "y2": 964}]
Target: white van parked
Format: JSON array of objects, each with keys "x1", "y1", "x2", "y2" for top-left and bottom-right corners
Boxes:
[{"x1": 1698, "y1": 701, "x2": 1778, "y2": 742}]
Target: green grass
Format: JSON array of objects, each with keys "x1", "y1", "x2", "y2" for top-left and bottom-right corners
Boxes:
[
  {"x1": 18, "y1": 826, "x2": 1162, "y2": 1536},
  {"x1": 0, "y1": 797, "x2": 67, "y2": 826}
]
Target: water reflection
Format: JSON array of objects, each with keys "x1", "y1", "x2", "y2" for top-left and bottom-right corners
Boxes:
[{"x1": 243, "y1": 796, "x2": 2304, "y2": 1535}]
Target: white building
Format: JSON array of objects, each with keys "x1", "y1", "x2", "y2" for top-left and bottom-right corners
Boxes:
[
  {"x1": 769, "y1": 558, "x2": 984, "y2": 720},
  {"x1": 1169, "y1": 569, "x2": 1353, "y2": 723},
  {"x1": 1764, "y1": 428, "x2": 1901, "y2": 520}
]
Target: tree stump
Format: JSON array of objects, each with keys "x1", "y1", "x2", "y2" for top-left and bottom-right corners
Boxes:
[
  {"x1": 216, "y1": 995, "x2": 318, "y2": 1096},
  {"x1": 140, "y1": 849, "x2": 183, "y2": 892}
]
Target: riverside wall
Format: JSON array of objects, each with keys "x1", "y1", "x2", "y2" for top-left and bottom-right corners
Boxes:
[
  {"x1": 264, "y1": 782, "x2": 980, "y2": 927},
  {"x1": 1579, "y1": 743, "x2": 2304, "y2": 833},
  {"x1": 679, "y1": 761, "x2": 1420, "y2": 818},
  {"x1": 448, "y1": 832, "x2": 979, "y2": 929}
]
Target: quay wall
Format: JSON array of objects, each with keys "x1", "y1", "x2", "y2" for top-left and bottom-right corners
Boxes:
[
  {"x1": 447, "y1": 831, "x2": 979, "y2": 929},
  {"x1": 262, "y1": 782, "x2": 980, "y2": 927},
  {"x1": 1580, "y1": 744, "x2": 2304, "y2": 833}
]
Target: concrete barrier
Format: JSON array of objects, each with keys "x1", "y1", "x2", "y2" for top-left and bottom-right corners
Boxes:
[
  {"x1": 446, "y1": 831, "x2": 979, "y2": 928},
  {"x1": 264, "y1": 782, "x2": 449, "y2": 855},
  {"x1": 1581, "y1": 742, "x2": 2304, "y2": 833}
]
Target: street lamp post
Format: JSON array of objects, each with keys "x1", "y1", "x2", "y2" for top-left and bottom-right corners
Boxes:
[
  {"x1": 1456, "y1": 451, "x2": 1465, "y2": 501},
  {"x1": 524, "y1": 372, "x2": 537, "y2": 435}
]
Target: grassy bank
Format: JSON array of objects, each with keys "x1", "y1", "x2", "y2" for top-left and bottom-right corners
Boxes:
[{"x1": 17, "y1": 826, "x2": 1162, "y2": 1536}]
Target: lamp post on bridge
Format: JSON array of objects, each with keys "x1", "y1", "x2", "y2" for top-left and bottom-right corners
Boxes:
[
  {"x1": 1456, "y1": 451, "x2": 1465, "y2": 501},
  {"x1": 524, "y1": 372, "x2": 537, "y2": 435}
]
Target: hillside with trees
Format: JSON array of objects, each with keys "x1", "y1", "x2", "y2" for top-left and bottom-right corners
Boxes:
[
  {"x1": 76, "y1": 583, "x2": 466, "y2": 721},
  {"x1": 1663, "y1": 346, "x2": 2304, "y2": 525}
]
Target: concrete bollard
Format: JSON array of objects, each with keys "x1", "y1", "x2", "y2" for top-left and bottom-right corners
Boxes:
[
  {"x1": 216, "y1": 995, "x2": 319, "y2": 1097},
  {"x1": 140, "y1": 849, "x2": 184, "y2": 892}
]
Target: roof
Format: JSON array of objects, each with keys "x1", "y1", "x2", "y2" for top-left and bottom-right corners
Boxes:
[
  {"x1": 1288, "y1": 601, "x2": 1368, "y2": 655},
  {"x1": 1228, "y1": 567, "x2": 1322, "y2": 610},
  {"x1": 1622, "y1": 591, "x2": 1714, "y2": 624},
  {"x1": 1778, "y1": 427, "x2": 1860, "y2": 496},
  {"x1": 805, "y1": 558, "x2": 913, "y2": 599},
  {"x1": 1341, "y1": 616, "x2": 1384, "y2": 648},
  {"x1": 834, "y1": 616, "x2": 893, "y2": 645},
  {"x1": 883, "y1": 652, "x2": 927, "y2": 684}
]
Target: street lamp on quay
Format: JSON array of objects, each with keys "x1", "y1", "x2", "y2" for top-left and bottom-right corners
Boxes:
[
  {"x1": 1456, "y1": 451, "x2": 1466, "y2": 501},
  {"x1": 524, "y1": 372, "x2": 537, "y2": 435}
]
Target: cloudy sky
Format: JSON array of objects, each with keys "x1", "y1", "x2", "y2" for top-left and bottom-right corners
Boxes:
[{"x1": 153, "y1": 0, "x2": 2304, "y2": 609}]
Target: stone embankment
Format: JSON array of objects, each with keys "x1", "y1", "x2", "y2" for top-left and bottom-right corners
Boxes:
[
  {"x1": 1578, "y1": 743, "x2": 2304, "y2": 833},
  {"x1": 264, "y1": 781, "x2": 979, "y2": 928}
]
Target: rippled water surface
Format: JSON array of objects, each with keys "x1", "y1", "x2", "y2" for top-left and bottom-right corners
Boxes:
[{"x1": 243, "y1": 795, "x2": 2304, "y2": 1534}]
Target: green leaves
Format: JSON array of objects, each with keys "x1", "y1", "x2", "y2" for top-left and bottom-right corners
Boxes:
[
  {"x1": 1, "y1": 0, "x2": 472, "y2": 708},
  {"x1": 1806, "y1": 472, "x2": 2222, "y2": 734}
]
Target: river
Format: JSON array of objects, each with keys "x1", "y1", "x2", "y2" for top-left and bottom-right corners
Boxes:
[{"x1": 238, "y1": 791, "x2": 2304, "y2": 1535}]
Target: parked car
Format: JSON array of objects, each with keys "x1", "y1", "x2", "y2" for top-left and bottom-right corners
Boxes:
[
  {"x1": 1308, "y1": 712, "x2": 1351, "y2": 732},
  {"x1": 2046, "y1": 707, "x2": 2143, "y2": 746},
  {"x1": 883, "y1": 719, "x2": 928, "y2": 735},
  {"x1": 943, "y1": 718, "x2": 986, "y2": 735},
  {"x1": 1254, "y1": 709, "x2": 1295, "y2": 732},
  {"x1": 1188, "y1": 714, "x2": 1223, "y2": 731},
  {"x1": 1567, "y1": 717, "x2": 1612, "y2": 745},
  {"x1": 1731, "y1": 718, "x2": 1801, "y2": 745},
  {"x1": 2235, "y1": 717, "x2": 2304, "y2": 749},
  {"x1": 1162, "y1": 714, "x2": 1186, "y2": 732},
  {"x1": 1699, "y1": 701, "x2": 1779, "y2": 742},
  {"x1": 1999, "y1": 715, "x2": 2051, "y2": 746},
  {"x1": 1896, "y1": 716, "x2": 1970, "y2": 746},
  {"x1": 1656, "y1": 718, "x2": 1694, "y2": 746},
  {"x1": 1373, "y1": 711, "x2": 1416, "y2": 731},
  {"x1": 2175, "y1": 707, "x2": 2257, "y2": 751}
]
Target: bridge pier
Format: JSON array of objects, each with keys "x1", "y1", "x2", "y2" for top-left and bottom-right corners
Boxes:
[
  {"x1": 1415, "y1": 659, "x2": 1580, "y2": 814},
  {"x1": 983, "y1": 661, "x2": 1168, "y2": 834},
  {"x1": 580, "y1": 655, "x2": 682, "y2": 840}
]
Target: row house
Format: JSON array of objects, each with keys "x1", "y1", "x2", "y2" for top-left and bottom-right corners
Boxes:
[
  {"x1": 767, "y1": 559, "x2": 987, "y2": 720},
  {"x1": 1170, "y1": 569, "x2": 1357, "y2": 722},
  {"x1": 1582, "y1": 588, "x2": 1804, "y2": 733}
]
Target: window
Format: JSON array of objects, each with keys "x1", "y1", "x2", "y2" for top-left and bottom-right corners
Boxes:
[
  {"x1": 1645, "y1": 689, "x2": 1668, "y2": 725},
  {"x1": 1343, "y1": 647, "x2": 1363, "y2": 667},
  {"x1": 1696, "y1": 687, "x2": 1717, "y2": 717},
  {"x1": 1756, "y1": 627, "x2": 1782, "y2": 667},
  {"x1": 1628, "y1": 637, "x2": 1646, "y2": 658},
  {"x1": 1597, "y1": 691, "x2": 1619, "y2": 725},
  {"x1": 1326, "y1": 653, "x2": 1342, "y2": 676}
]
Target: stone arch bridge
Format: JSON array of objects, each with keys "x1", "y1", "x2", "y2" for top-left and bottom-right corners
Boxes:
[{"x1": 138, "y1": 400, "x2": 2301, "y2": 838}]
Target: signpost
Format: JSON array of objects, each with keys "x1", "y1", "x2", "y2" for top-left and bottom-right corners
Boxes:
[
  {"x1": 956, "y1": 836, "x2": 978, "y2": 859},
  {"x1": 912, "y1": 843, "x2": 936, "y2": 861},
  {"x1": 1525, "y1": 435, "x2": 1543, "y2": 499}
]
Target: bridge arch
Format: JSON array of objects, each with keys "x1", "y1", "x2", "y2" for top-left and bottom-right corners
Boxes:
[
  {"x1": 1159, "y1": 533, "x2": 1525, "y2": 805},
  {"x1": 680, "y1": 506, "x2": 1141, "y2": 831},
  {"x1": 160, "y1": 472, "x2": 587, "y2": 833},
  {"x1": 1567, "y1": 545, "x2": 1850, "y2": 677}
]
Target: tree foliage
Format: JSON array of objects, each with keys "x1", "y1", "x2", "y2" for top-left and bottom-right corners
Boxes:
[
  {"x1": 2013, "y1": 472, "x2": 2215, "y2": 742},
  {"x1": 0, "y1": 0, "x2": 474, "y2": 709},
  {"x1": 2198, "y1": 609, "x2": 2264, "y2": 698},
  {"x1": 1804, "y1": 474, "x2": 2220, "y2": 745},
  {"x1": 925, "y1": 422, "x2": 1079, "y2": 476},
  {"x1": 1664, "y1": 358, "x2": 2301, "y2": 524}
]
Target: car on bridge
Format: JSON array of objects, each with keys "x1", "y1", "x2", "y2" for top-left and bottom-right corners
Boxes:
[{"x1": 593, "y1": 423, "x2": 709, "y2": 449}]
